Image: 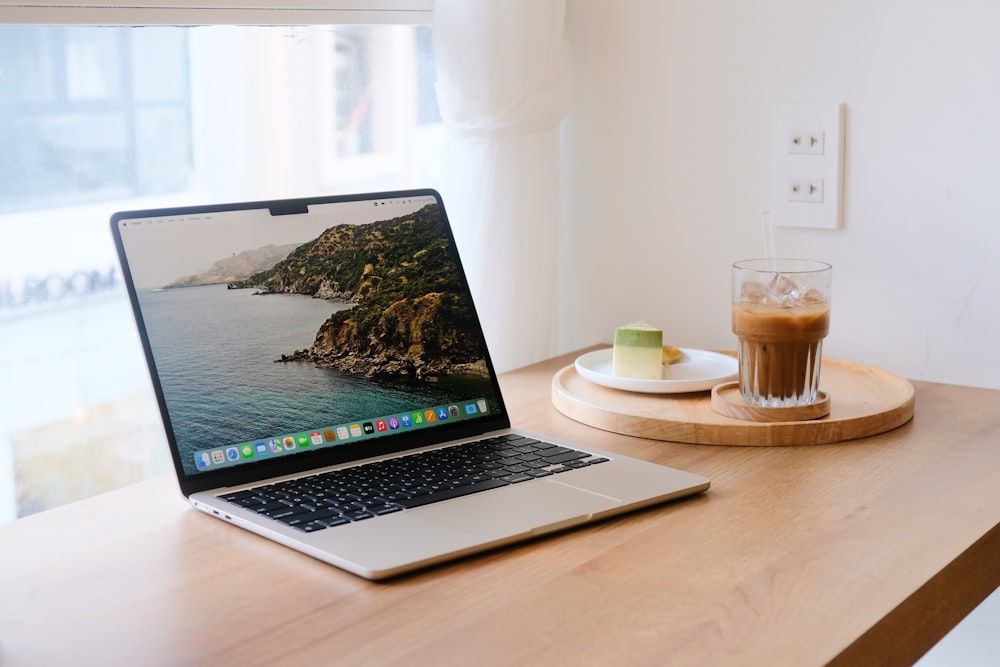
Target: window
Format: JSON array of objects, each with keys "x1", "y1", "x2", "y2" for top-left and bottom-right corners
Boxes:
[
  {"x1": 0, "y1": 20, "x2": 442, "y2": 522},
  {"x1": 1, "y1": 27, "x2": 191, "y2": 213}
]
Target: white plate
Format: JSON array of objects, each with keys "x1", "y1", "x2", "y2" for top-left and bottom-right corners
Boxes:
[{"x1": 574, "y1": 347, "x2": 738, "y2": 394}]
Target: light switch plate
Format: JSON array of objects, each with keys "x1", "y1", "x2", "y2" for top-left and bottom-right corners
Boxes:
[{"x1": 772, "y1": 102, "x2": 844, "y2": 229}]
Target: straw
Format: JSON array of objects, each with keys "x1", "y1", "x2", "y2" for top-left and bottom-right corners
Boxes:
[{"x1": 761, "y1": 211, "x2": 776, "y2": 272}]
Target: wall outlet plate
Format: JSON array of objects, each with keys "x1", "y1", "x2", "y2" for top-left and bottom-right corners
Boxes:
[{"x1": 772, "y1": 102, "x2": 844, "y2": 229}]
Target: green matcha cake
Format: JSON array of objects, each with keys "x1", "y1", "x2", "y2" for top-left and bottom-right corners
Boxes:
[{"x1": 612, "y1": 320, "x2": 663, "y2": 379}]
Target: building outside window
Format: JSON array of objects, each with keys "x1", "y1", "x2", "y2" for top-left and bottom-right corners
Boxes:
[
  {"x1": 0, "y1": 21, "x2": 442, "y2": 522},
  {"x1": 0, "y1": 26, "x2": 192, "y2": 214}
]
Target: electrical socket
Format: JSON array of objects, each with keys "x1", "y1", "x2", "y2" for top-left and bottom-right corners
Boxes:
[
  {"x1": 773, "y1": 102, "x2": 844, "y2": 229},
  {"x1": 788, "y1": 177, "x2": 824, "y2": 203},
  {"x1": 789, "y1": 129, "x2": 825, "y2": 155}
]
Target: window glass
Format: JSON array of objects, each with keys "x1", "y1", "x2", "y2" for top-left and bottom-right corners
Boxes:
[
  {"x1": 0, "y1": 26, "x2": 191, "y2": 212},
  {"x1": 0, "y1": 23, "x2": 441, "y2": 522}
]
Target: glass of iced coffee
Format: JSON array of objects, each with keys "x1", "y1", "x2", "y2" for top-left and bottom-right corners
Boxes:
[{"x1": 732, "y1": 259, "x2": 832, "y2": 407}]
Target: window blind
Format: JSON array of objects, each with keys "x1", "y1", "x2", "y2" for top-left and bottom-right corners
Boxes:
[{"x1": 0, "y1": 0, "x2": 432, "y2": 25}]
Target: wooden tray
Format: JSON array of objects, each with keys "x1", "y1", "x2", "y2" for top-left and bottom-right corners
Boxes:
[{"x1": 551, "y1": 356, "x2": 915, "y2": 446}]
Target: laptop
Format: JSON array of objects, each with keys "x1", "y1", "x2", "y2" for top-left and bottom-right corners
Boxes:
[{"x1": 110, "y1": 188, "x2": 709, "y2": 580}]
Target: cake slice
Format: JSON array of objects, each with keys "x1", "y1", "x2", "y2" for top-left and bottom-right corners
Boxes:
[{"x1": 612, "y1": 320, "x2": 663, "y2": 379}]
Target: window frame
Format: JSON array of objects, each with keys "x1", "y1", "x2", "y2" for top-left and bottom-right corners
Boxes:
[{"x1": 0, "y1": 0, "x2": 432, "y2": 26}]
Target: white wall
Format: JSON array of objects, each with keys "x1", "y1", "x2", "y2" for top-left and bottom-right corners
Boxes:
[{"x1": 559, "y1": 0, "x2": 1000, "y2": 389}]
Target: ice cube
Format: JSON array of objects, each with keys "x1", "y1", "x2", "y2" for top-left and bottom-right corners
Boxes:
[
  {"x1": 739, "y1": 280, "x2": 771, "y2": 304},
  {"x1": 767, "y1": 273, "x2": 801, "y2": 306},
  {"x1": 799, "y1": 288, "x2": 826, "y2": 305}
]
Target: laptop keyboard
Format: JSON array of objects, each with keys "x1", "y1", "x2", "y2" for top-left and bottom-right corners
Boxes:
[{"x1": 218, "y1": 434, "x2": 609, "y2": 533}]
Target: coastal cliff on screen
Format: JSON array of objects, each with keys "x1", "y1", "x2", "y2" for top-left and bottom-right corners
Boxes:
[{"x1": 227, "y1": 204, "x2": 487, "y2": 381}]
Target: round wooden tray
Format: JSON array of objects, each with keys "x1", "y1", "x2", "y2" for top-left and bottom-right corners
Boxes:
[{"x1": 551, "y1": 356, "x2": 915, "y2": 446}]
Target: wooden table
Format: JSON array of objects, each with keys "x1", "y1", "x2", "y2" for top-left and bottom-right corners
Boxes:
[{"x1": 2, "y1": 347, "x2": 999, "y2": 666}]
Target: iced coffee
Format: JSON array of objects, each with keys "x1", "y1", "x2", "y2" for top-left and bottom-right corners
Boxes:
[{"x1": 732, "y1": 259, "x2": 832, "y2": 407}]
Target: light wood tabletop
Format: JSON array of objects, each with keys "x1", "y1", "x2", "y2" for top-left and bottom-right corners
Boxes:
[{"x1": 2, "y1": 347, "x2": 999, "y2": 666}]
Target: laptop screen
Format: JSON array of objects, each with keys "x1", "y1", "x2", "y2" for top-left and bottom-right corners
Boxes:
[{"x1": 112, "y1": 190, "x2": 508, "y2": 490}]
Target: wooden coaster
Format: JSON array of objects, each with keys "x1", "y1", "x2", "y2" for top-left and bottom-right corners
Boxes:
[{"x1": 710, "y1": 382, "x2": 830, "y2": 422}]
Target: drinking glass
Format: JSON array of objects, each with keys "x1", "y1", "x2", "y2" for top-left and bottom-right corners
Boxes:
[{"x1": 731, "y1": 259, "x2": 832, "y2": 407}]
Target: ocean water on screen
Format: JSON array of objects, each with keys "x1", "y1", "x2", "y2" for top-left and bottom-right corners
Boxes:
[{"x1": 137, "y1": 284, "x2": 488, "y2": 473}]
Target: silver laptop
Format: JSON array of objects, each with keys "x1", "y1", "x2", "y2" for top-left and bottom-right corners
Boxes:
[{"x1": 111, "y1": 189, "x2": 709, "y2": 580}]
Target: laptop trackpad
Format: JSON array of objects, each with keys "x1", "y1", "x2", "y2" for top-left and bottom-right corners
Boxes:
[{"x1": 408, "y1": 479, "x2": 620, "y2": 538}]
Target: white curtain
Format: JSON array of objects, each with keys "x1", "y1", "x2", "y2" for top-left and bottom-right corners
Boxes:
[{"x1": 433, "y1": 0, "x2": 572, "y2": 373}]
